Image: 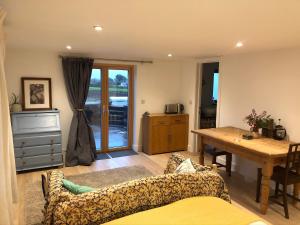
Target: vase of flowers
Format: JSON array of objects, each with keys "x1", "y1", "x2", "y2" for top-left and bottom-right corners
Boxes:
[
  {"x1": 244, "y1": 109, "x2": 269, "y2": 138},
  {"x1": 10, "y1": 93, "x2": 22, "y2": 112}
]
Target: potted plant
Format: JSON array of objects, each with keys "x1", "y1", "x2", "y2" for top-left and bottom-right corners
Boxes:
[
  {"x1": 10, "y1": 93, "x2": 22, "y2": 112},
  {"x1": 258, "y1": 115, "x2": 274, "y2": 137},
  {"x1": 244, "y1": 109, "x2": 268, "y2": 138}
]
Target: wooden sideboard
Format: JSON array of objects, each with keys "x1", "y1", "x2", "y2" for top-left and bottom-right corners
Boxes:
[
  {"x1": 11, "y1": 110, "x2": 63, "y2": 171},
  {"x1": 142, "y1": 113, "x2": 189, "y2": 155}
]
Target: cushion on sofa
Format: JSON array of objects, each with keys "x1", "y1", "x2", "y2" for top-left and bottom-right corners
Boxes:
[
  {"x1": 174, "y1": 158, "x2": 196, "y2": 173},
  {"x1": 62, "y1": 179, "x2": 95, "y2": 194},
  {"x1": 164, "y1": 153, "x2": 213, "y2": 174}
]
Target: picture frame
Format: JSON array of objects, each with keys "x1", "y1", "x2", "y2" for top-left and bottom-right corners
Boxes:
[{"x1": 21, "y1": 77, "x2": 52, "y2": 111}]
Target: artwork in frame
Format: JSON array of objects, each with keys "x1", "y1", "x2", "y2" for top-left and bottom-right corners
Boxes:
[{"x1": 21, "y1": 77, "x2": 52, "y2": 110}]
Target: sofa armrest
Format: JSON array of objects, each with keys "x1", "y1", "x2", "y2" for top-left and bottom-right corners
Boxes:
[
  {"x1": 52, "y1": 172, "x2": 230, "y2": 225},
  {"x1": 43, "y1": 170, "x2": 74, "y2": 225}
]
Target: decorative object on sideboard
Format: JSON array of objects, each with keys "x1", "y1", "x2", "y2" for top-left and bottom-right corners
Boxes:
[
  {"x1": 9, "y1": 93, "x2": 22, "y2": 112},
  {"x1": 259, "y1": 116, "x2": 274, "y2": 138},
  {"x1": 164, "y1": 103, "x2": 184, "y2": 114},
  {"x1": 244, "y1": 109, "x2": 270, "y2": 138},
  {"x1": 21, "y1": 77, "x2": 52, "y2": 111},
  {"x1": 273, "y1": 119, "x2": 287, "y2": 140}
]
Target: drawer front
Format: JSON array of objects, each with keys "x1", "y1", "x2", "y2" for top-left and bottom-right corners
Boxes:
[
  {"x1": 170, "y1": 115, "x2": 188, "y2": 124},
  {"x1": 14, "y1": 144, "x2": 61, "y2": 157},
  {"x1": 151, "y1": 117, "x2": 170, "y2": 126},
  {"x1": 12, "y1": 112, "x2": 61, "y2": 134},
  {"x1": 14, "y1": 134, "x2": 61, "y2": 148},
  {"x1": 16, "y1": 153, "x2": 63, "y2": 171}
]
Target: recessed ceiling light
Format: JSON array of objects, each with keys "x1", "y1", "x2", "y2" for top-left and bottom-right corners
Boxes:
[
  {"x1": 66, "y1": 45, "x2": 72, "y2": 50},
  {"x1": 93, "y1": 25, "x2": 103, "y2": 31},
  {"x1": 167, "y1": 53, "x2": 172, "y2": 57},
  {"x1": 235, "y1": 41, "x2": 243, "y2": 48}
]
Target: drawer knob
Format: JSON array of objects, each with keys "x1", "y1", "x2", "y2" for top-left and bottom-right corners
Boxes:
[
  {"x1": 50, "y1": 139, "x2": 54, "y2": 144},
  {"x1": 22, "y1": 161, "x2": 26, "y2": 165},
  {"x1": 51, "y1": 157, "x2": 55, "y2": 161}
]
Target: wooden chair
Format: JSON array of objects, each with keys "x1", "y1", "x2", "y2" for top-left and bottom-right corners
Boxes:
[
  {"x1": 256, "y1": 143, "x2": 300, "y2": 219},
  {"x1": 41, "y1": 174, "x2": 49, "y2": 200},
  {"x1": 206, "y1": 146, "x2": 232, "y2": 176}
]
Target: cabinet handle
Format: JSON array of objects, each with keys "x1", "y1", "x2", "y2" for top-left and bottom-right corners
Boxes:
[
  {"x1": 22, "y1": 151, "x2": 25, "y2": 156},
  {"x1": 21, "y1": 142, "x2": 25, "y2": 147},
  {"x1": 50, "y1": 139, "x2": 54, "y2": 145},
  {"x1": 51, "y1": 157, "x2": 55, "y2": 161},
  {"x1": 159, "y1": 122, "x2": 166, "y2": 125},
  {"x1": 22, "y1": 161, "x2": 26, "y2": 165}
]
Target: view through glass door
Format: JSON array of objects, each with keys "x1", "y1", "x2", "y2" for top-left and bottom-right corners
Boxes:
[{"x1": 85, "y1": 64, "x2": 133, "y2": 152}]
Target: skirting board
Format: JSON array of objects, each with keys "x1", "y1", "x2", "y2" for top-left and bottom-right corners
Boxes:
[{"x1": 132, "y1": 144, "x2": 142, "y2": 152}]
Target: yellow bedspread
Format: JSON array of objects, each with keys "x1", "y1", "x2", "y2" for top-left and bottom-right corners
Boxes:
[{"x1": 104, "y1": 197, "x2": 264, "y2": 225}]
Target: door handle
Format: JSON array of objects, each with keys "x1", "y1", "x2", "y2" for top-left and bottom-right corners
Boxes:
[{"x1": 102, "y1": 104, "x2": 106, "y2": 114}]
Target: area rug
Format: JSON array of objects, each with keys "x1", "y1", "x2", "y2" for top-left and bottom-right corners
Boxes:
[{"x1": 24, "y1": 165, "x2": 154, "y2": 225}]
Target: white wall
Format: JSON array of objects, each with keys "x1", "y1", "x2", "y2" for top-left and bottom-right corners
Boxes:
[
  {"x1": 219, "y1": 48, "x2": 300, "y2": 180},
  {"x1": 134, "y1": 61, "x2": 182, "y2": 150},
  {"x1": 180, "y1": 58, "x2": 221, "y2": 153},
  {"x1": 5, "y1": 48, "x2": 183, "y2": 152},
  {"x1": 179, "y1": 60, "x2": 199, "y2": 151},
  {"x1": 5, "y1": 49, "x2": 72, "y2": 149}
]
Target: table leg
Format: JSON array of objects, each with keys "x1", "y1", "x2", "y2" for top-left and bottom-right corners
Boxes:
[
  {"x1": 197, "y1": 135, "x2": 204, "y2": 165},
  {"x1": 260, "y1": 160, "x2": 274, "y2": 214}
]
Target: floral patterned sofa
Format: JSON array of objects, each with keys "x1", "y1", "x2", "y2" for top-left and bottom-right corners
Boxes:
[{"x1": 43, "y1": 154, "x2": 230, "y2": 225}]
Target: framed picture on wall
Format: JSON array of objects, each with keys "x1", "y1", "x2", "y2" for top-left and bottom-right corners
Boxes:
[{"x1": 21, "y1": 77, "x2": 52, "y2": 110}]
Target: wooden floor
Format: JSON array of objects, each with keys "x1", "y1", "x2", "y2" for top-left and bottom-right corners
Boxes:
[{"x1": 15, "y1": 151, "x2": 299, "y2": 225}]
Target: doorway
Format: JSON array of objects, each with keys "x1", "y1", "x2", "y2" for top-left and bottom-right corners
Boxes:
[
  {"x1": 199, "y1": 62, "x2": 219, "y2": 129},
  {"x1": 85, "y1": 64, "x2": 134, "y2": 153}
]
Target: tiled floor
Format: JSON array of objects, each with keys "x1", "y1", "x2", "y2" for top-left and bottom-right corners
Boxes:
[{"x1": 91, "y1": 125, "x2": 128, "y2": 150}]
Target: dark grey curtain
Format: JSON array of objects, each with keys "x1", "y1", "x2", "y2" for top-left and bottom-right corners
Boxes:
[{"x1": 62, "y1": 57, "x2": 96, "y2": 166}]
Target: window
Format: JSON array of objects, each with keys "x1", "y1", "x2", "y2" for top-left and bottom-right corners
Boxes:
[{"x1": 212, "y1": 72, "x2": 219, "y2": 101}]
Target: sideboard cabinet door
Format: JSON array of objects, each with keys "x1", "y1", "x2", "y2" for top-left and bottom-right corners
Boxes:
[{"x1": 142, "y1": 114, "x2": 189, "y2": 155}]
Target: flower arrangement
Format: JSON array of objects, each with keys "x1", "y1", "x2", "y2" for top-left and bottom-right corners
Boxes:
[
  {"x1": 9, "y1": 93, "x2": 22, "y2": 112},
  {"x1": 10, "y1": 93, "x2": 20, "y2": 105},
  {"x1": 244, "y1": 109, "x2": 270, "y2": 132}
]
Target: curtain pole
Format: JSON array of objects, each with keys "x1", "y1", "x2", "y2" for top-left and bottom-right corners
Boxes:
[{"x1": 59, "y1": 55, "x2": 153, "y2": 64}]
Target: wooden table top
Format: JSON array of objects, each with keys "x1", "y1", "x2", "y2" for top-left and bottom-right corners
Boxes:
[{"x1": 192, "y1": 127, "x2": 291, "y2": 158}]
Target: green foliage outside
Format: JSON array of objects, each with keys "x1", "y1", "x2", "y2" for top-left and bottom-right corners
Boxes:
[{"x1": 89, "y1": 86, "x2": 128, "y2": 93}]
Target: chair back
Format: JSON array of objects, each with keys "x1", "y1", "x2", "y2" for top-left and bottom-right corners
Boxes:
[{"x1": 285, "y1": 143, "x2": 300, "y2": 179}]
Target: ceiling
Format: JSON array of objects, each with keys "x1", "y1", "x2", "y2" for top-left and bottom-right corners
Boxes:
[{"x1": 2, "y1": 0, "x2": 300, "y2": 60}]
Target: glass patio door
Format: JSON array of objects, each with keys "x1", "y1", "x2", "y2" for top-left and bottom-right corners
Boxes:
[{"x1": 86, "y1": 64, "x2": 133, "y2": 152}]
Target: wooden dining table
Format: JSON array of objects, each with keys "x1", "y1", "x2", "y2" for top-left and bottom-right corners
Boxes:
[{"x1": 192, "y1": 126, "x2": 299, "y2": 214}]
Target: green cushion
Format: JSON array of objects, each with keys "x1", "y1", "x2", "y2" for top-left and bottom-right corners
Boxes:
[{"x1": 62, "y1": 179, "x2": 95, "y2": 194}]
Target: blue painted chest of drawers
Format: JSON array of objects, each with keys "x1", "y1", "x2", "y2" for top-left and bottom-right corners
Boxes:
[{"x1": 11, "y1": 110, "x2": 63, "y2": 171}]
